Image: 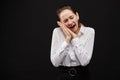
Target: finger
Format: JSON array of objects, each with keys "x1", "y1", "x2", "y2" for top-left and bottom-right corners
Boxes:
[
  {"x1": 57, "y1": 21, "x2": 71, "y2": 36},
  {"x1": 66, "y1": 27, "x2": 77, "y2": 38},
  {"x1": 57, "y1": 21, "x2": 61, "y2": 27},
  {"x1": 57, "y1": 21, "x2": 66, "y2": 31},
  {"x1": 66, "y1": 27, "x2": 73, "y2": 33},
  {"x1": 57, "y1": 21, "x2": 64, "y2": 28},
  {"x1": 57, "y1": 21, "x2": 66, "y2": 32},
  {"x1": 61, "y1": 23, "x2": 71, "y2": 35}
]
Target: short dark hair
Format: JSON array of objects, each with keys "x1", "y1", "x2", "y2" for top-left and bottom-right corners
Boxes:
[{"x1": 56, "y1": 5, "x2": 76, "y2": 20}]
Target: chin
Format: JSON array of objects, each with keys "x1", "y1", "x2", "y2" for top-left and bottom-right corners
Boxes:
[
  {"x1": 71, "y1": 30, "x2": 76, "y2": 33},
  {"x1": 72, "y1": 28, "x2": 77, "y2": 33}
]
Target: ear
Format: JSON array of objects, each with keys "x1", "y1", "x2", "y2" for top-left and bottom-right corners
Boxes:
[{"x1": 76, "y1": 12, "x2": 79, "y2": 20}]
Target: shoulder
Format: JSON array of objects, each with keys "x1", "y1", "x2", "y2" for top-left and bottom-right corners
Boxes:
[
  {"x1": 53, "y1": 27, "x2": 60, "y2": 32},
  {"x1": 52, "y1": 27, "x2": 62, "y2": 34},
  {"x1": 83, "y1": 26, "x2": 95, "y2": 34}
]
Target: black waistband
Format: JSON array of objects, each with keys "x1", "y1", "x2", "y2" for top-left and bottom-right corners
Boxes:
[
  {"x1": 58, "y1": 65, "x2": 87, "y2": 70},
  {"x1": 58, "y1": 65, "x2": 89, "y2": 76}
]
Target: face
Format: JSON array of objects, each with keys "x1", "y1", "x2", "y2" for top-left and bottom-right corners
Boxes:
[{"x1": 59, "y1": 9, "x2": 79, "y2": 33}]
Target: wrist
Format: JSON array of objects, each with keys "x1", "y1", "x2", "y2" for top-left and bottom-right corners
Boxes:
[
  {"x1": 73, "y1": 34, "x2": 77, "y2": 38},
  {"x1": 66, "y1": 37, "x2": 71, "y2": 43}
]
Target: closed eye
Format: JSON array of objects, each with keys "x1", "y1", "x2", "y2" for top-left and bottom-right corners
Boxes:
[
  {"x1": 69, "y1": 16, "x2": 74, "y2": 19},
  {"x1": 63, "y1": 19, "x2": 68, "y2": 23}
]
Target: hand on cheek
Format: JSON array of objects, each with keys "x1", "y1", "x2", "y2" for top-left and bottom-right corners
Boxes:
[
  {"x1": 66, "y1": 28, "x2": 77, "y2": 38},
  {"x1": 57, "y1": 21, "x2": 72, "y2": 43}
]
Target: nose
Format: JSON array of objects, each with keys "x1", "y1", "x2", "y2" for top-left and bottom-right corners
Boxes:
[{"x1": 68, "y1": 19, "x2": 73, "y2": 26}]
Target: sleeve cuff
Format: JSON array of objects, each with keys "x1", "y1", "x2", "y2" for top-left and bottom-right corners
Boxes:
[
  {"x1": 62, "y1": 41, "x2": 69, "y2": 49},
  {"x1": 56, "y1": 41, "x2": 69, "y2": 56},
  {"x1": 57, "y1": 41, "x2": 69, "y2": 53},
  {"x1": 71, "y1": 37, "x2": 79, "y2": 46}
]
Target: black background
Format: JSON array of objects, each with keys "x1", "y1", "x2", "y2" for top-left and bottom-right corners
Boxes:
[{"x1": 1, "y1": 0, "x2": 120, "y2": 80}]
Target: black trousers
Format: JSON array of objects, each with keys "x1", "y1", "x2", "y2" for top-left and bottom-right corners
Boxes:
[{"x1": 57, "y1": 65, "x2": 90, "y2": 80}]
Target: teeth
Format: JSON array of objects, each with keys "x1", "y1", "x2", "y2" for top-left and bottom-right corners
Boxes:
[
  {"x1": 72, "y1": 25, "x2": 75, "y2": 28},
  {"x1": 70, "y1": 26, "x2": 74, "y2": 28},
  {"x1": 69, "y1": 24, "x2": 75, "y2": 28}
]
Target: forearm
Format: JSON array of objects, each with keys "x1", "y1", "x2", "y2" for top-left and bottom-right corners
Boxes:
[
  {"x1": 73, "y1": 46, "x2": 93, "y2": 66},
  {"x1": 51, "y1": 41, "x2": 69, "y2": 67},
  {"x1": 71, "y1": 30, "x2": 95, "y2": 66}
]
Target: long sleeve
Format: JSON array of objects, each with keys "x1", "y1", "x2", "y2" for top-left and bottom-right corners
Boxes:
[
  {"x1": 71, "y1": 28, "x2": 95, "y2": 66},
  {"x1": 50, "y1": 28, "x2": 69, "y2": 67}
]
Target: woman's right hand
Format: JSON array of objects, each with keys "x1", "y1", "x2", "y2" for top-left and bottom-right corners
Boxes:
[{"x1": 57, "y1": 21, "x2": 72, "y2": 43}]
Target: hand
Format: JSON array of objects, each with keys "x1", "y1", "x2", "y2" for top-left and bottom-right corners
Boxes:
[
  {"x1": 57, "y1": 21, "x2": 72, "y2": 43},
  {"x1": 66, "y1": 28, "x2": 77, "y2": 38}
]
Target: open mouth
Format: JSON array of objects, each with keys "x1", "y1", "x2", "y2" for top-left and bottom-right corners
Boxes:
[{"x1": 70, "y1": 24, "x2": 76, "y2": 29}]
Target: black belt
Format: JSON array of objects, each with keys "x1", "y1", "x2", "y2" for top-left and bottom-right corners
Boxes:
[{"x1": 58, "y1": 65, "x2": 88, "y2": 76}]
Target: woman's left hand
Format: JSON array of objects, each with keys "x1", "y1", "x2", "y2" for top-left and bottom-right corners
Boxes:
[{"x1": 66, "y1": 27, "x2": 78, "y2": 39}]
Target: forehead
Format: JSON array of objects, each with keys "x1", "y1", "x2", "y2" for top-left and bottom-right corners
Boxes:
[{"x1": 59, "y1": 9, "x2": 75, "y2": 20}]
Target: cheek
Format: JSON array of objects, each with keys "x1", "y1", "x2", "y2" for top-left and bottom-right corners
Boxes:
[
  {"x1": 74, "y1": 17, "x2": 78, "y2": 21},
  {"x1": 64, "y1": 23, "x2": 68, "y2": 26},
  {"x1": 74, "y1": 18, "x2": 78, "y2": 22}
]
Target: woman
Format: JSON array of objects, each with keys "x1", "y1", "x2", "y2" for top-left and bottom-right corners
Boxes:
[{"x1": 50, "y1": 5, "x2": 95, "y2": 80}]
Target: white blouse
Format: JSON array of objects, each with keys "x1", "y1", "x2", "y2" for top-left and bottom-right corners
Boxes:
[{"x1": 50, "y1": 25, "x2": 95, "y2": 67}]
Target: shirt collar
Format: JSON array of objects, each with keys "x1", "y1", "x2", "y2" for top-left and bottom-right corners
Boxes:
[{"x1": 78, "y1": 24, "x2": 85, "y2": 36}]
